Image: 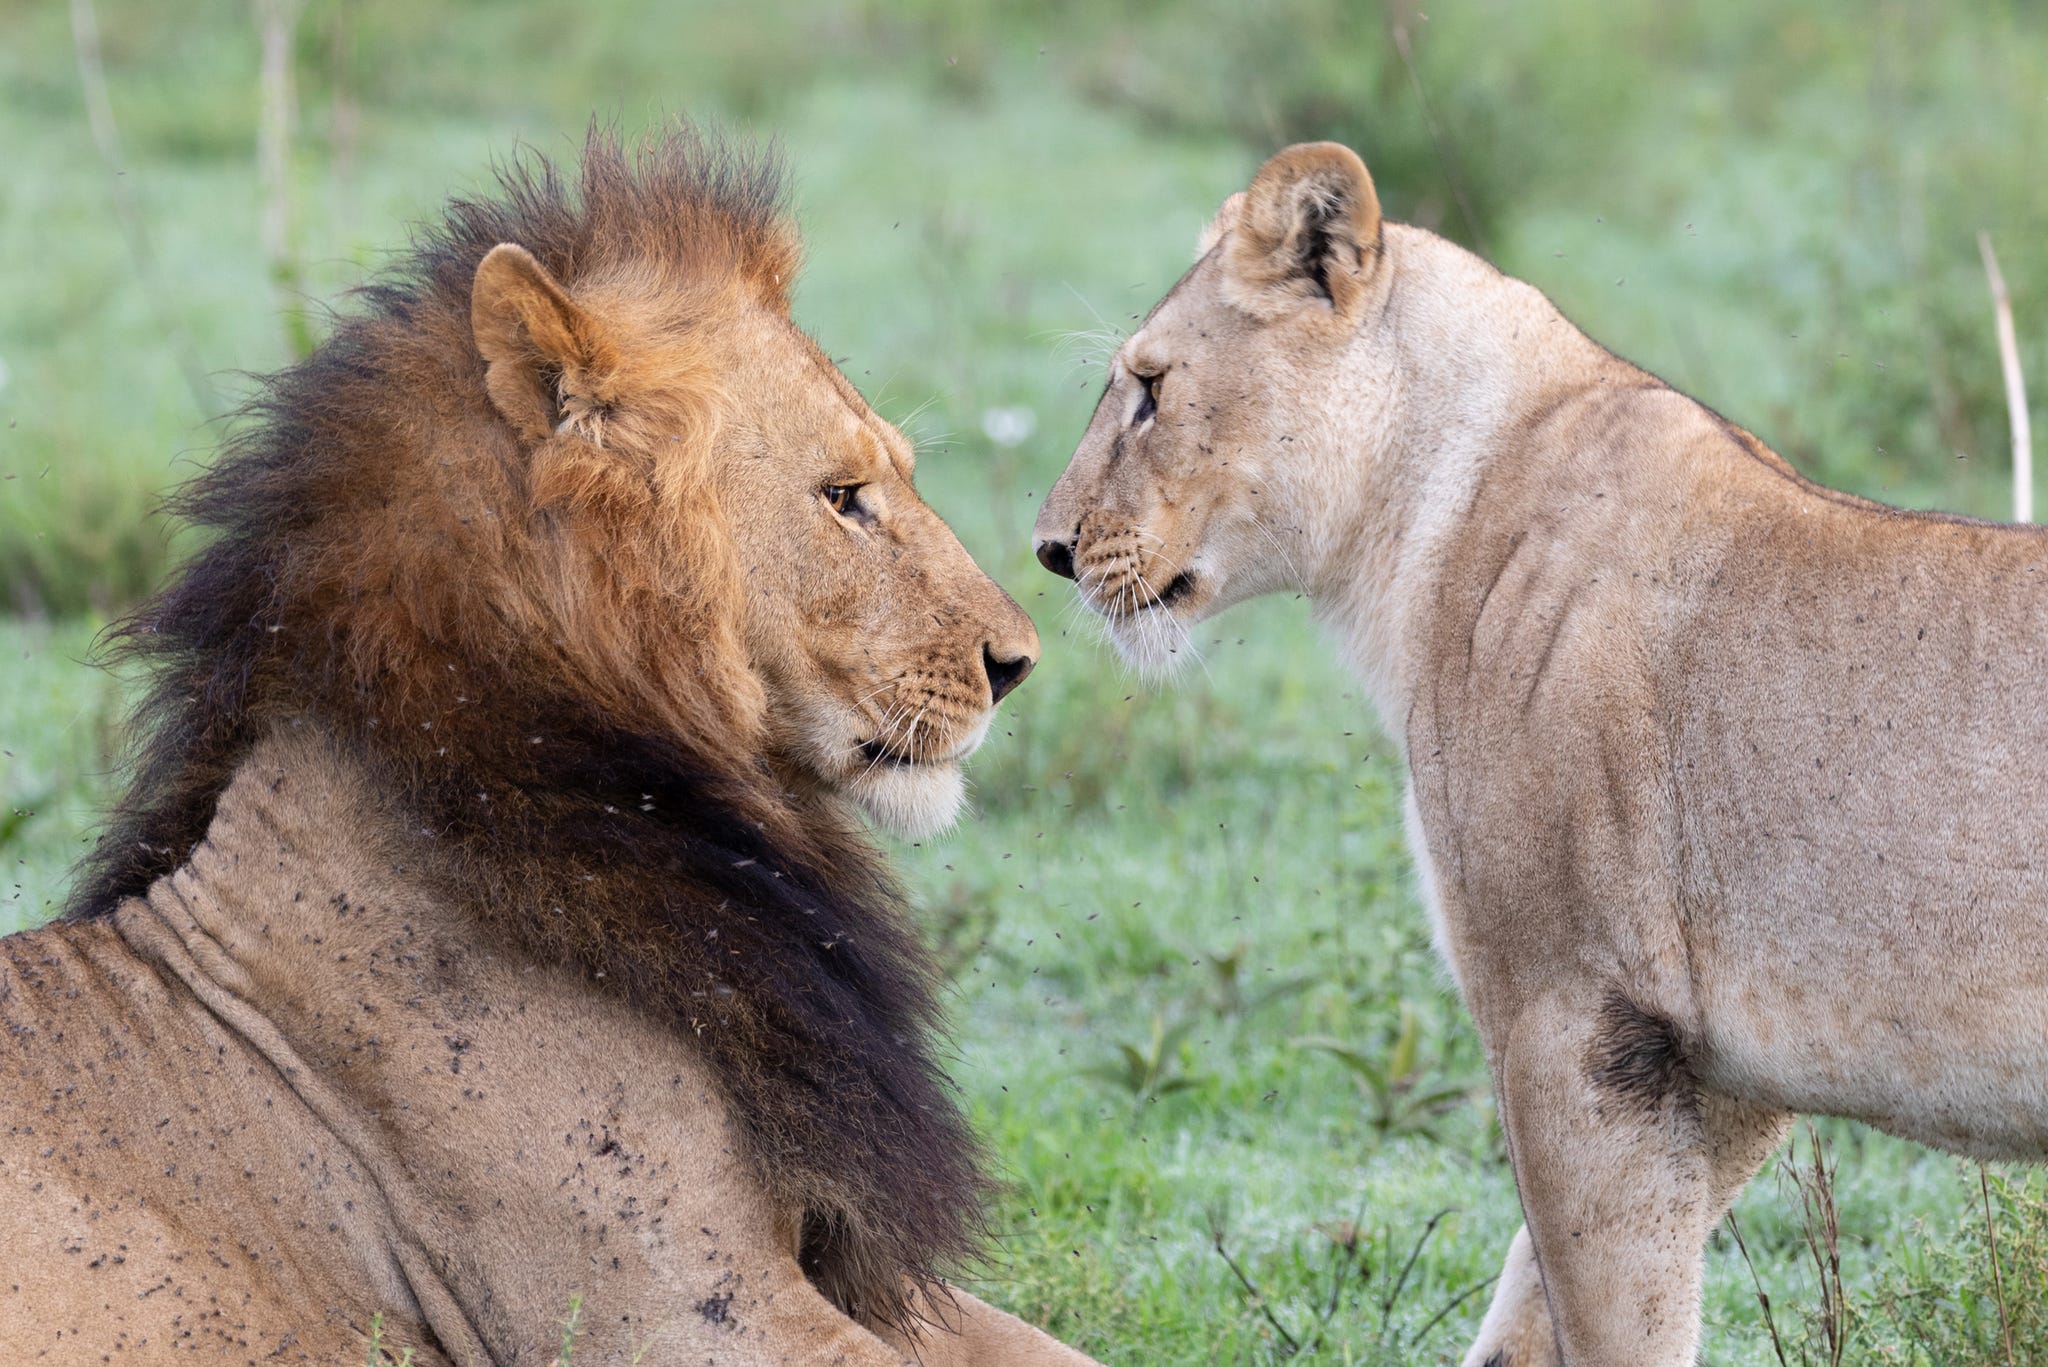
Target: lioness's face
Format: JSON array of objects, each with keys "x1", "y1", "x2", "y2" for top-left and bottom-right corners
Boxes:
[
  {"x1": 1034, "y1": 144, "x2": 1383, "y2": 678},
  {"x1": 719, "y1": 310, "x2": 1040, "y2": 837},
  {"x1": 1032, "y1": 258, "x2": 1282, "y2": 677}
]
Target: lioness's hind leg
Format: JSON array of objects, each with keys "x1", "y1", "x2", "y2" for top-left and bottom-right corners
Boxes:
[
  {"x1": 1459, "y1": 1092, "x2": 1789, "y2": 1366},
  {"x1": 1485, "y1": 993, "x2": 1761, "y2": 1366}
]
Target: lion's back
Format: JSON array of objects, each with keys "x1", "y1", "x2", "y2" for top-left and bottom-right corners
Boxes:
[{"x1": 0, "y1": 919, "x2": 431, "y2": 1363}]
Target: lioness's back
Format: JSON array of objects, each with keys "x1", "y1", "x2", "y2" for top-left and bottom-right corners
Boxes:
[{"x1": 1674, "y1": 459, "x2": 2048, "y2": 905}]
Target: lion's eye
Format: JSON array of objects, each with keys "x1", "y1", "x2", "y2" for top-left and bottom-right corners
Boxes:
[
  {"x1": 821, "y1": 483, "x2": 864, "y2": 516},
  {"x1": 1133, "y1": 371, "x2": 1162, "y2": 425}
]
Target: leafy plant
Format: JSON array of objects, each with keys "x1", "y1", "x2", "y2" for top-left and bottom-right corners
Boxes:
[
  {"x1": 1082, "y1": 1011, "x2": 1209, "y2": 1110},
  {"x1": 551, "y1": 1295, "x2": 584, "y2": 1366},
  {"x1": 1869, "y1": 1165, "x2": 2048, "y2": 1366},
  {"x1": 362, "y1": 1313, "x2": 415, "y2": 1367},
  {"x1": 1292, "y1": 1001, "x2": 1475, "y2": 1141}
]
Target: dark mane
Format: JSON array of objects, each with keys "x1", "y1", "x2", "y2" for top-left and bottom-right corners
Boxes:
[{"x1": 72, "y1": 125, "x2": 984, "y2": 1325}]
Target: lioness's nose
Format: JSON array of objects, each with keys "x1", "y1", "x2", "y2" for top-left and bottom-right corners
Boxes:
[
  {"x1": 1034, "y1": 537, "x2": 1076, "y2": 580},
  {"x1": 981, "y1": 642, "x2": 1036, "y2": 705}
]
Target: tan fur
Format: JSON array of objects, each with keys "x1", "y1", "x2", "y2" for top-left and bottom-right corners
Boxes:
[
  {"x1": 1036, "y1": 140, "x2": 2048, "y2": 1366},
  {"x1": 2, "y1": 737, "x2": 1088, "y2": 1364},
  {"x1": 2, "y1": 131, "x2": 1094, "y2": 1366}
]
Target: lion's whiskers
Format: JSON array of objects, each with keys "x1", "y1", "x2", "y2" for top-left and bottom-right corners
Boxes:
[
  {"x1": 854, "y1": 680, "x2": 901, "y2": 709},
  {"x1": 899, "y1": 698, "x2": 935, "y2": 764},
  {"x1": 851, "y1": 687, "x2": 944, "y2": 785},
  {"x1": 845, "y1": 696, "x2": 915, "y2": 769}
]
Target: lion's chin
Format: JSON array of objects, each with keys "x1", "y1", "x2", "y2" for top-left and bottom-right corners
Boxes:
[{"x1": 845, "y1": 761, "x2": 966, "y2": 840}]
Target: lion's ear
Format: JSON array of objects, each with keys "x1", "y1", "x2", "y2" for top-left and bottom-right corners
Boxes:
[
  {"x1": 472, "y1": 243, "x2": 609, "y2": 443},
  {"x1": 1225, "y1": 142, "x2": 1381, "y2": 319}
]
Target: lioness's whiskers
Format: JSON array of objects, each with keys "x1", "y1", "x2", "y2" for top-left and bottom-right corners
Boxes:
[
  {"x1": 1135, "y1": 540, "x2": 1191, "y2": 599},
  {"x1": 1247, "y1": 512, "x2": 1308, "y2": 591},
  {"x1": 1059, "y1": 283, "x2": 1126, "y2": 360},
  {"x1": 1047, "y1": 324, "x2": 1127, "y2": 378},
  {"x1": 1073, "y1": 562, "x2": 1122, "y2": 617}
]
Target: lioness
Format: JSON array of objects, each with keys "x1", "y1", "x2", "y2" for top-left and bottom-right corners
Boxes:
[
  {"x1": 1034, "y1": 141, "x2": 2048, "y2": 1366},
  {"x1": 0, "y1": 130, "x2": 1095, "y2": 1366}
]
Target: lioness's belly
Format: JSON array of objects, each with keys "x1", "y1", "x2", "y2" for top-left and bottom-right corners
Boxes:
[
  {"x1": 1697, "y1": 940, "x2": 2048, "y2": 1159},
  {"x1": 0, "y1": 922, "x2": 440, "y2": 1364}
]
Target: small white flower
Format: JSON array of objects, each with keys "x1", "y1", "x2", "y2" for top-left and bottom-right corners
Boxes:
[{"x1": 980, "y1": 405, "x2": 1036, "y2": 449}]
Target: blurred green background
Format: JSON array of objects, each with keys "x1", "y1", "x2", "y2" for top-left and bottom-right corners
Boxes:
[{"x1": 5, "y1": 1, "x2": 2048, "y2": 1361}]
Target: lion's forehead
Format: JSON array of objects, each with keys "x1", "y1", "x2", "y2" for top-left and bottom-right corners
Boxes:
[{"x1": 761, "y1": 325, "x2": 915, "y2": 480}]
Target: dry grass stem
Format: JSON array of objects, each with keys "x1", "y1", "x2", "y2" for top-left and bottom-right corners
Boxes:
[
  {"x1": 66, "y1": 0, "x2": 219, "y2": 418},
  {"x1": 1979, "y1": 1164, "x2": 2017, "y2": 1367},
  {"x1": 1781, "y1": 1124, "x2": 1850, "y2": 1367},
  {"x1": 1727, "y1": 1208, "x2": 1793, "y2": 1367},
  {"x1": 1978, "y1": 231, "x2": 2032, "y2": 523}
]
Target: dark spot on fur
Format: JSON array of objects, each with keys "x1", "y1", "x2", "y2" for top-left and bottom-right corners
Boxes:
[
  {"x1": 696, "y1": 1291, "x2": 734, "y2": 1326},
  {"x1": 1481, "y1": 1353, "x2": 1509, "y2": 1367},
  {"x1": 1586, "y1": 992, "x2": 1698, "y2": 1121}
]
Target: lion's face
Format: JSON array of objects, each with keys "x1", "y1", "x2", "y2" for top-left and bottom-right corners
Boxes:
[
  {"x1": 715, "y1": 308, "x2": 1041, "y2": 837},
  {"x1": 471, "y1": 243, "x2": 1038, "y2": 838},
  {"x1": 1034, "y1": 144, "x2": 1384, "y2": 678}
]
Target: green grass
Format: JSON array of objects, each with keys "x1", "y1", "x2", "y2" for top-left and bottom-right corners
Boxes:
[
  {"x1": 6, "y1": 1, "x2": 2048, "y2": 1362},
  {"x1": 0, "y1": 616, "x2": 120, "y2": 929}
]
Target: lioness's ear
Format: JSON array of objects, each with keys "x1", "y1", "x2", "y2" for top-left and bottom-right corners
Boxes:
[
  {"x1": 1197, "y1": 192, "x2": 1246, "y2": 257},
  {"x1": 1225, "y1": 142, "x2": 1381, "y2": 319},
  {"x1": 472, "y1": 243, "x2": 610, "y2": 443}
]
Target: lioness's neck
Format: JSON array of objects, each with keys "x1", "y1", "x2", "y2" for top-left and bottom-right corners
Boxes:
[{"x1": 1301, "y1": 224, "x2": 1617, "y2": 733}]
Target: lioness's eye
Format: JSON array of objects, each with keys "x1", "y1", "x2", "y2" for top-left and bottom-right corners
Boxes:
[{"x1": 821, "y1": 483, "x2": 864, "y2": 516}]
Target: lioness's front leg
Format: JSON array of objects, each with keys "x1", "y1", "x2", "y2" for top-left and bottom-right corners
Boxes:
[
  {"x1": 1460, "y1": 1093, "x2": 1789, "y2": 1367},
  {"x1": 1479, "y1": 991, "x2": 1735, "y2": 1366}
]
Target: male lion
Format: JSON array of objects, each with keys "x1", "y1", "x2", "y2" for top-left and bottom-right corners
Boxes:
[
  {"x1": 0, "y1": 130, "x2": 1096, "y2": 1367},
  {"x1": 1034, "y1": 141, "x2": 2048, "y2": 1366}
]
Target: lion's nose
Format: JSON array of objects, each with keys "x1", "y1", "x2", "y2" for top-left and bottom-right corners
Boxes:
[
  {"x1": 981, "y1": 642, "x2": 1036, "y2": 705},
  {"x1": 1034, "y1": 538, "x2": 1076, "y2": 580}
]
